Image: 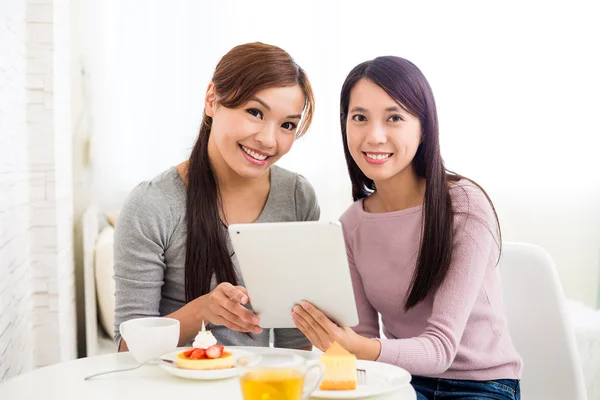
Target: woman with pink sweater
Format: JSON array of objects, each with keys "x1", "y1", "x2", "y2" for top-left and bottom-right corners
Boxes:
[{"x1": 291, "y1": 57, "x2": 522, "y2": 399}]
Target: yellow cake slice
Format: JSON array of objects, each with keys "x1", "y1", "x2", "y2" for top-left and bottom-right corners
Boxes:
[
  {"x1": 319, "y1": 341, "x2": 357, "y2": 390},
  {"x1": 175, "y1": 345, "x2": 234, "y2": 370},
  {"x1": 175, "y1": 350, "x2": 234, "y2": 370}
]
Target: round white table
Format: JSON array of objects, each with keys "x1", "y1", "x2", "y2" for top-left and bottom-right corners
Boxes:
[{"x1": 0, "y1": 347, "x2": 416, "y2": 399}]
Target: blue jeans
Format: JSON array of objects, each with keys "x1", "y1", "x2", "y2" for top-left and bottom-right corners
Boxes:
[{"x1": 411, "y1": 375, "x2": 520, "y2": 400}]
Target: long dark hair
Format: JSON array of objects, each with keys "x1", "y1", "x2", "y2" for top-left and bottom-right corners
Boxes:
[
  {"x1": 340, "y1": 56, "x2": 500, "y2": 310},
  {"x1": 185, "y1": 43, "x2": 315, "y2": 302}
]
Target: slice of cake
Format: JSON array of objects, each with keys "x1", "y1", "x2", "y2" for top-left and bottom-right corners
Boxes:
[
  {"x1": 174, "y1": 322, "x2": 234, "y2": 370},
  {"x1": 176, "y1": 345, "x2": 234, "y2": 370},
  {"x1": 319, "y1": 341, "x2": 357, "y2": 390}
]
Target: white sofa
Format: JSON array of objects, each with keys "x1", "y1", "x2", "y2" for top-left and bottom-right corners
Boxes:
[{"x1": 94, "y1": 225, "x2": 115, "y2": 340}]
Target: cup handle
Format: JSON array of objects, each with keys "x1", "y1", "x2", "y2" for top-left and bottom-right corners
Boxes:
[{"x1": 302, "y1": 360, "x2": 325, "y2": 400}]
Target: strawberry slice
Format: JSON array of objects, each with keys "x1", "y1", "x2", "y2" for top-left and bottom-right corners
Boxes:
[
  {"x1": 190, "y1": 348, "x2": 206, "y2": 360},
  {"x1": 205, "y1": 344, "x2": 224, "y2": 359},
  {"x1": 182, "y1": 349, "x2": 194, "y2": 357}
]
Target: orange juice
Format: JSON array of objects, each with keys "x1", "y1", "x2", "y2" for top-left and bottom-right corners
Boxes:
[{"x1": 240, "y1": 368, "x2": 304, "y2": 400}]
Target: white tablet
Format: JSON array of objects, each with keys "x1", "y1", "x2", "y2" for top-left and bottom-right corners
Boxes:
[{"x1": 228, "y1": 221, "x2": 359, "y2": 329}]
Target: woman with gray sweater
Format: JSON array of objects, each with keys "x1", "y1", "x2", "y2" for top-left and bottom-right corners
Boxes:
[{"x1": 113, "y1": 42, "x2": 319, "y2": 352}]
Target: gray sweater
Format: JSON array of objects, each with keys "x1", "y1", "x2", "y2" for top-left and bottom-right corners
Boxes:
[{"x1": 113, "y1": 165, "x2": 320, "y2": 349}]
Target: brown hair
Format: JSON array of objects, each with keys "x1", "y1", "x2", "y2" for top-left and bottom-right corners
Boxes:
[{"x1": 185, "y1": 42, "x2": 315, "y2": 302}]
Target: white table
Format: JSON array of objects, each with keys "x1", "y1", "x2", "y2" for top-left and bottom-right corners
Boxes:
[{"x1": 0, "y1": 347, "x2": 416, "y2": 399}]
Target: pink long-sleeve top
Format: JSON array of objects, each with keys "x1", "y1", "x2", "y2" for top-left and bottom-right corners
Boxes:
[{"x1": 340, "y1": 181, "x2": 522, "y2": 380}]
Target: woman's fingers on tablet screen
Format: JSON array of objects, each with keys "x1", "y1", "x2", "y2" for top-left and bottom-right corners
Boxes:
[
  {"x1": 292, "y1": 304, "x2": 331, "y2": 351},
  {"x1": 219, "y1": 307, "x2": 261, "y2": 333},
  {"x1": 227, "y1": 302, "x2": 261, "y2": 329},
  {"x1": 300, "y1": 301, "x2": 337, "y2": 332},
  {"x1": 234, "y1": 285, "x2": 249, "y2": 298},
  {"x1": 291, "y1": 309, "x2": 319, "y2": 348},
  {"x1": 216, "y1": 316, "x2": 250, "y2": 332},
  {"x1": 219, "y1": 283, "x2": 249, "y2": 305},
  {"x1": 210, "y1": 283, "x2": 261, "y2": 333}
]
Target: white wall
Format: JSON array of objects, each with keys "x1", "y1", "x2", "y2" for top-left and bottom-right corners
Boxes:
[
  {"x1": 0, "y1": 0, "x2": 35, "y2": 380},
  {"x1": 26, "y1": 0, "x2": 76, "y2": 367},
  {"x1": 78, "y1": 0, "x2": 600, "y2": 307},
  {"x1": 51, "y1": 0, "x2": 77, "y2": 363},
  {"x1": 0, "y1": 0, "x2": 76, "y2": 379}
]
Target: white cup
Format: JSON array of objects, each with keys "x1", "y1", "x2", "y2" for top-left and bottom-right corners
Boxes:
[{"x1": 119, "y1": 317, "x2": 180, "y2": 364}]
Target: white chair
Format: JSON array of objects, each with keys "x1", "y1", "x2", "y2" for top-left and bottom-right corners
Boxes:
[{"x1": 499, "y1": 242, "x2": 588, "y2": 400}]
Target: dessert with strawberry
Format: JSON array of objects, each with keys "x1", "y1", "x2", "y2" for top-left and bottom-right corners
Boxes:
[{"x1": 175, "y1": 322, "x2": 234, "y2": 370}]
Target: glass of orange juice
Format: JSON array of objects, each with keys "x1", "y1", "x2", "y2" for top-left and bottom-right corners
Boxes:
[{"x1": 239, "y1": 355, "x2": 324, "y2": 400}]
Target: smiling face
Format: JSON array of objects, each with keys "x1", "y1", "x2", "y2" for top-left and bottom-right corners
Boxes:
[
  {"x1": 345, "y1": 78, "x2": 422, "y2": 183},
  {"x1": 206, "y1": 83, "x2": 306, "y2": 179}
]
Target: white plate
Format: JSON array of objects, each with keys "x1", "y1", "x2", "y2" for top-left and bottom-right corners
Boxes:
[
  {"x1": 158, "y1": 348, "x2": 257, "y2": 380},
  {"x1": 309, "y1": 360, "x2": 411, "y2": 399}
]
